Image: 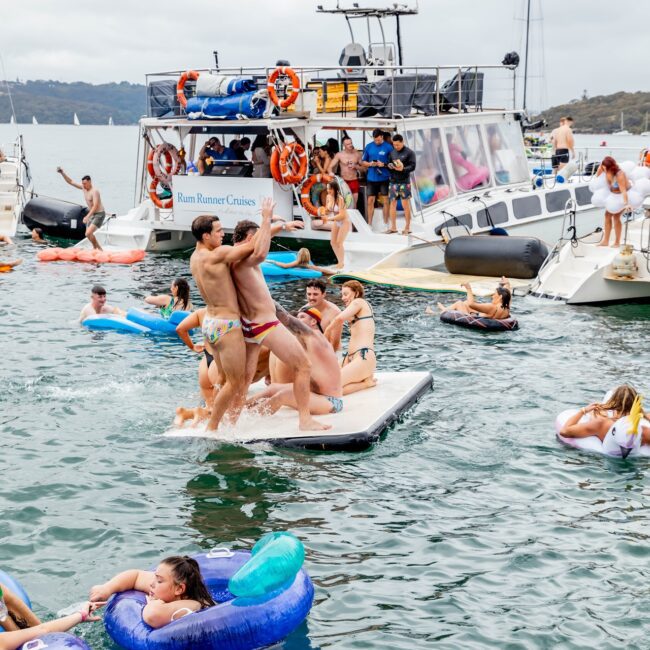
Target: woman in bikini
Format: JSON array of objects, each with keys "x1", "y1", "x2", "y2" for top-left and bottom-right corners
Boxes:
[
  {"x1": 265, "y1": 247, "x2": 336, "y2": 276},
  {"x1": 325, "y1": 280, "x2": 376, "y2": 394},
  {"x1": 89, "y1": 556, "x2": 215, "y2": 629},
  {"x1": 145, "y1": 278, "x2": 193, "y2": 319},
  {"x1": 428, "y1": 277, "x2": 512, "y2": 319},
  {"x1": 559, "y1": 384, "x2": 648, "y2": 440},
  {"x1": 595, "y1": 156, "x2": 632, "y2": 247},
  {"x1": 319, "y1": 181, "x2": 351, "y2": 269}
]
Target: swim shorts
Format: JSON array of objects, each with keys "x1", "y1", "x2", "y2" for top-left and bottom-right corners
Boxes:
[
  {"x1": 202, "y1": 317, "x2": 242, "y2": 345},
  {"x1": 389, "y1": 182, "x2": 412, "y2": 201},
  {"x1": 242, "y1": 318, "x2": 280, "y2": 344},
  {"x1": 366, "y1": 180, "x2": 389, "y2": 197},
  {"x1": 87, "y1": 211, "x2": 106, "y2": 228},
  {"x1": 325, "y1": 395, "x2": 343, "y2": 413},
  {"x1": 551, "y1": 148, "x2": 569, "y2": 169}
]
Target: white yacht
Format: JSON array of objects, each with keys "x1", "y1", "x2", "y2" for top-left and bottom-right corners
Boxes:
[
  {"x1": 0, "y1": 136, "x2": 34, "y2": 237},
  {"x1": 76, "y1": 4, "x2": 603, "y2": 267}
]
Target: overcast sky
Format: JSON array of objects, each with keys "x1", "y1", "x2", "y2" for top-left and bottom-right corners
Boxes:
[{"x1": 1, "y1": 0, "x2": 648, "y2": 112}]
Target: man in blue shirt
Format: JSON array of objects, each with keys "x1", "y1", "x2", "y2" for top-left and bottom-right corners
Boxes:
[{"x1": 361, "y1": 129, "x2": 393, "y2": 227}]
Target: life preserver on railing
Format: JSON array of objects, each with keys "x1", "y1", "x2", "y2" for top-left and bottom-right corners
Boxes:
[
  {"x1": 267, "y1": 66, "x2": 300, "y2": 109},
  {"x1": 300, "y1": 173, "x2": 333, "y2": 216},
  {"x1": 270, "y1": 142, "x2": 308, "y2": 186},
  {"x1": 149, "y1": 177, "x2": 173, "y2": 209},
  {"x1": 147, "y1": 143, "x2": 181, "y2": 186},
  {"x1": 177, "y1": 70, "x2": 199, "y2": 109}
]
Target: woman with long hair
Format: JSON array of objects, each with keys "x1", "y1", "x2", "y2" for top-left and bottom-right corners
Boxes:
[
  {"x1": 560, "y1": 385, "x2": 648, "y2": 440},
  {"x1": 319, "y1": 181, "x2": 350, "y2": 269},
  {"x1": 89, "y1": 555, "x2": 216, "y2": 629},
  {"x1": 596, "y1": 156, "x2": 632, "y2": 247},
  {"x1": 265, "y1": 247, "x2": 336, "y2": 276},
  {"x1": 251, "y1": 134, "x2": 271, "y2": 178},
  {"x1": 428, "y1": 277, "x2": 512, "y2": 319},
  {"x1": 145, "y1": 278, "x2": 192, "y2": 319}
]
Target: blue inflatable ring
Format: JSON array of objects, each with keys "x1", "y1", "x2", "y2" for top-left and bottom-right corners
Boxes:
[{"x1": 103, "y1": 550, "x2": 314, "y2": 650}]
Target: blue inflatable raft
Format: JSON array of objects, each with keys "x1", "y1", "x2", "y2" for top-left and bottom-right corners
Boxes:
[
  {"x1": 82, "y1": 309, "x2": 192, "y2": 335},
  {"x1": 261, "y1": 252, "x2": 322, "y2": 280},
  {"x1": 104, "y1": 535, "x2": 314, "y2": 650},
  {"x1": 0, "y1": 569, "x2": 90, "y2": 648},
  {"x1": 186, "y1": 92, "x2": 266, "y2": 120}
]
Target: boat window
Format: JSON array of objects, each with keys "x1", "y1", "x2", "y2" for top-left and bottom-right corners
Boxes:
[
  {"x1": 434, "y1": 213, "x2": 473, "y2": 235},
  {"x1": 446, "y1": 125, "x2": 491, "y2": 193},
  {"x1": 477, "y1": 202, "x2": 508, "y2": 227},
  {"x1": 485, "y1": 122, "x2": 529, "y2": 185},
  {"x1": 545, "y1": 189, "x2": 571, "y2": 213},
  {"x1": 409, "y1": 128, "x2": 453, "y2": 210},
  {"x1": 512, "y1": 195, "x2": 541, "y2": 219},
  {"x1": 575, "y1": 185, "x2": 593, "y2": 206}
]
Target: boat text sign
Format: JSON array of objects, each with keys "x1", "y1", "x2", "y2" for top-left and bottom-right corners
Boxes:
[{"x1": 172, "y1": 176, "x2": 293, "y2": 228}]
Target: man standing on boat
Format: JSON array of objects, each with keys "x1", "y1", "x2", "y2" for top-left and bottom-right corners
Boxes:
[
  {"x1": 329, "y1": 136, "x2": 363, "y2": 208},
  {"x1": 550, "y1": 117, "x2": 574, "y2": 172},
  {"x1": 361, "y1": 129, "x2": 393, "y2": 228},
  {"x1": 56, "y1": 168, "x2": 105, "y2": 250},
  {"x1": 387, "y1": 134, "x2": 416, "y2": 235}
]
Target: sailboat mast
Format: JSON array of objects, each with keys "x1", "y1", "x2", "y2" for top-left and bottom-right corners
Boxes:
[{"x1": 522, "y1": 0, "x2": 531, "y2": 112}]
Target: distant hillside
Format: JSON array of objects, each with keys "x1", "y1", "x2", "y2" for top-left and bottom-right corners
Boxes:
[
  {"x1": 534, "y1": 91, "x2": 650, "y2": 134},
  {"x1": 0, "y1": 80, "x2": 146, "y2": 125}
]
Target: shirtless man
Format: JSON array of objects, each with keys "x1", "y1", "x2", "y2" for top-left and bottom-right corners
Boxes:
[
  {"x1": 79, "y1": 285, "x2": 125, "y2": 321},
  {"x1": 303, "y1": 279, "x2": 341, "y2": 350},
  {"x1": 328, "y1": 136, "x2": 362, "y2": 207},
  {"x1": 231, "y1": 212, "x2": 330, "y2": 431},
  {"x1": 189, "y1": 209, "x2": 265, "y2": 431},
  {"x1": 249, "y1": 306, "x2": 343, "y2": 416},
  {"x1": 551, "y1": 117, "x2": 575, "y2": 171},
  {"x1": 57, "y1": 168, "x2": 106, "y2": 250}
]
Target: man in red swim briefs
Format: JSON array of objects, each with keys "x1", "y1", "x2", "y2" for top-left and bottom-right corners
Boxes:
[{"x1": 329, "y1": 136, "x2": 362, "y2": 208}]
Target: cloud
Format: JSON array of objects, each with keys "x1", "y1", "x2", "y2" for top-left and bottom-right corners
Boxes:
[{"x1": 1, "y1": 0, "x2": 648, "y2": 110}]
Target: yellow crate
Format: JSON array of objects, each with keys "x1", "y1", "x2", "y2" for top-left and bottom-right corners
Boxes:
[{"x1": 305, "y1": 81, "x2": 358, "y2": 114}]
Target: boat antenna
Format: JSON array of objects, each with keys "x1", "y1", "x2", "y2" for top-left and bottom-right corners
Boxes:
[
  {"x1": 522, "y1": 0, "x2": 531, "y2": 112},
  {"x1": 213, "y1": 50, "x2": 219, "y2": 69},
  {"x1": 0, "y1": 52, "x2": 19, "y2": 135}
]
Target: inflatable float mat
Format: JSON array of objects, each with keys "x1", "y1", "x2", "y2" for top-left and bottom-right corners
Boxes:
[
  {"x1": 165, "y1": 371, "x2": 432, "y2": 451},
  {"x1": 440, "y1": 309, "x2": 519, "y2": 331},
  {"x1": 83, "y1": 314, "x2": 151, "y2": 334},
  {"x1": 261, "y1": 252, "x2": 322, "y2": 280},
  {"x1": 38, "y1": 248, "x2": 145, "y2": 264},
  {"x1": 126, "y1": 308, "x2": 191, "y2": 335}
]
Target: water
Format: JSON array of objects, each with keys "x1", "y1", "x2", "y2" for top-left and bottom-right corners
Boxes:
[{"x1": 2, "y1": 125, "x2": 650, "y2": 649}]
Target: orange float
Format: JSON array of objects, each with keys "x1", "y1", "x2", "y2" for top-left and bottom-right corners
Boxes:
[
  {"x1": 177, "y1": 70, "x2": 199, "y2": 109},
  {"x1": 300, "y1": 174, "x2": 333, "y2": 216},
  {"x1": 149, "y1": 177, "x2": 173, "y2": 209},
  {"x1": 36, "y1": 247, "x2": 145, "y2": 264},
  {"x1": 147, "y1": 143, "x2": 181, "y2": 186},
  {"x1": 109, "y1": 250, "x2": 146, "y2": 264},
  {"x1": 267, "y1": 66, "x2": 300, "y2": 109},
  {"x1": 58, "y1": 247, "x2": 79, "y2": 262},
  {"x1": 0, "y1": 265, "x2": 12, "y2": 272},
  {"x1": 37, "y1": 247, "x2": 62, "y2": 262},
  {"x1": 279, "y1": 143, "x2": 308, "y2": 184}
]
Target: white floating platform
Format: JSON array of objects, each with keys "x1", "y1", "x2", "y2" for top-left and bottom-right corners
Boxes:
[{"x1": 163, "y1": 371, "x2": 432, "y2": 450}]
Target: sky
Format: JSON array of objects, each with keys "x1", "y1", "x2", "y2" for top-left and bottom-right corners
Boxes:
[{"x1": 1, "y1": 0, "x2": 648, "y2": 112}]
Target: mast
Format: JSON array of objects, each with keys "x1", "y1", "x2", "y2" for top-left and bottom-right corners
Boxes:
[{"x1": 522, "y1": 0, "x2": 531, "y2": 112}]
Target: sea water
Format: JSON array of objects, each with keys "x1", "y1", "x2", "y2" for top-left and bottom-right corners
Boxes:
[{"x1": 1, "y1": 125, "x2": 650, "y2": 648}]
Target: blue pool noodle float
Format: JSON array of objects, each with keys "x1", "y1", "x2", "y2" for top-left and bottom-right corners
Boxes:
[
  {"x1": 83, "y1": 310, "x2": 193, "y2": 335},
  {"x1": 261, "y1": 252, "x2": 322, "y2": 280},
  {"x1": 82, "y1": 314, "x2": 150, "y2": 334}
]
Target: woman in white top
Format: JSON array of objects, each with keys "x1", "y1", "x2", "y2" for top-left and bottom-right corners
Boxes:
[
  {"x1": 320, "y1": 180, "x2": 350, "y2": 269},
  {"x1": 251, "y1": 134, "x2": 271, "y2": 178}
]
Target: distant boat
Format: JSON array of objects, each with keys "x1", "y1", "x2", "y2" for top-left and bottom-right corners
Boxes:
[
  {"x1": 73, "y1": 113, "x2": 80, "y2": 126},
  {"x1": 32, "y1": 116, "x2": 38, "y2": 125},
  {"x1": 108, "y1": 116, "x2": 114, "y2": 126},
  {"x1": 9, "y1": 115, "x2": 14, "y2": 125},
  {"x1": 613, "y1": 111, "x2": 630, "y2": 135}
]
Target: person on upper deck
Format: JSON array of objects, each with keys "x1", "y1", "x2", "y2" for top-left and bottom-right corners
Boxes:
[
  {"x1": 361, "y1": 129, "x2": 393, "y2": 228},
  {"x1": 387, "y1": 134, "x2": 416, "y2": 235},
  {"x1": 251, "y1": 135, "x2": 271, "y2": 178},
  {"x1": 328, "y1": 136, "x2": 362, "y2": 207}
]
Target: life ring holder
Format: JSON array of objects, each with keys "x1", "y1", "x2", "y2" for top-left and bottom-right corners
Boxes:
[
  {"x1": 267, "y1": 67, "x2": 300, "y2": 109},
  {"x1": 149, "y1": 177, "x2": 173, "y2": 209},
  {"x1": 300, "y1": 173, "x2": 333, "y2": 216},
  {"x1": 147, "y1": 143, "x2": 181, "y2": 186},
  {"x1": 177, "y1": 70, "x2": 199, "y2": 109}
]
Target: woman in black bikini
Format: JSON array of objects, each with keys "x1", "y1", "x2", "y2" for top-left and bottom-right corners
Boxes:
[
  {"x1": 429, "y1": 277, "x2": 512, "y2": 319},
  {"x1": 325, "y1": 280, "x2": 376, "y2": 394}
]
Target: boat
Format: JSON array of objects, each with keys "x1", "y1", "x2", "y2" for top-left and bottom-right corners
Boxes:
[
  {"x1": 108, "y1": 116, "x2": 114, "y2": 126},
  {"x1": 529, "y1": 210, "x2": 650, "y2": 304},
  {"x1": 32, "y1": 116, "x2": 38, "y2": 125},
  {"x1": 9, "y1": 115, "x2": 14, "y2": 125},
  {"x1": 0, "y1": 136, "x2": 35, "y2": 237},
  {"x1": 73, "y1": 112, "x2": 80, "y2": 126},
  {"x1": 613, "y1": 111, "x2": 630, "y2": 136},
  {"x1": 73, "y1": 3, "x2": 604, "y2": 266}
]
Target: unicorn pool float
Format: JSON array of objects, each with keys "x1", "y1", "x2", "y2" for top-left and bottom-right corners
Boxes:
[
  {"x1": 589, "y1": 159, "x2": 650, "y2": 214},
  {"x1": 447, "y1": 141, "x2": 490, "y2": 191},
  {"x1": 556, "y1": 390, "x2": 650, "y2": 458}
]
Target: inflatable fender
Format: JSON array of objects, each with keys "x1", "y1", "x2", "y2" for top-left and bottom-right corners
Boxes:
[
  {"x1": 185, "y1": 92, "x2": 267, "y2": 120},
  {"x1": 37, "y1": 248, "x2": 63, "y2": 262},
  {"x1": 261, "y1": 252, "x2": 322, "y2": 280},
  {"x1": 108, "y1": 250, "x2": 146, "y2": 264},
  {"x1": 83, "y1": 315, "x2": 151, "y2": 334},
  {"x1": 126, "y1": 308, "x2": 192, "y2": 335},
  {"x1": 57, "y1": 247, "x2": 79, "y2": 262},
  {"x1": 440, "y1": 309, "x2": 519, "y2": 332},
  {"x1": 103, "y1": 549, "x2": 314, "y2": 650}
]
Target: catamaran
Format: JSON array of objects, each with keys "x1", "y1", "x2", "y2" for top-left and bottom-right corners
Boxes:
[{"x1": 74, "y1": 2, "x2": 603, "y2": 269}]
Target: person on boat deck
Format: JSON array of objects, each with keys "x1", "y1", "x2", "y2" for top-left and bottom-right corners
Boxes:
[
  {"x1": 387, "y1": 134, "x2": 416, "y2": 235},
  {"x1": 303, "y1": 279, "x2": 342, "y2": 350},
  {"x1": 316, "y1": 180, "x2": 350, "y2": 270},
  {"x1": 144, "y1": 278, "x2": 193, "y2": 319},
  {"x1": 550, "y1": 117, "x2": 574, "y2": 171},
  {"x1": 361, "y1": 128, "x2": 393, "y2": 228},
  {"x1": 56, "y1": 168, "x2": 105, "y2": 251},
  {"x1": 89, "y1": 556, "x2": 215, "y2": 629},
  {"x1": 265, "y1": 247, "x2": 336, "y2": 277},
  {"x1": 639, "y1": 148, "x2": 650, "y2": 168},
  {"x1": 427, "y1": 277, "x2": 512, "y2": 319},
  {"x1": 251, "y1": 134, "x2": 271, "y2": 178},
  {"x1": 30, "y1": 228, "x2": 45, "y2": 243},
  {"x1": 197, "y1": 137, "x2": 237, "y2": 175},
  {"x1": 248, "y1": 305, "x2": 344, "y2": 416},
  {"x1": 596, "y1": 156, "x2": 632, "y2": 248},
  {"x1": 328, "y1": 136, "x2": 363, "y2": 207},
  {"x1": 79, "y1": 285, "x2": 126, "y2": 322},
  {"x1": 559, "y1": 385, "x2": 650, "y2": 441},
  {"x1": 236, "y1": 137, "x2": 251, "y2": 161},
  {"x1": 324, "y1": 280, "x2": 377, "y2": 395},
  {"x1": 310, "y1": 144, "x2": 332, "y2": 176}
]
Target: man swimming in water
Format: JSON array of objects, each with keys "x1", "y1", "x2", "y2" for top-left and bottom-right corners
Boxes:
[
  {"x1": 231, "y1": 211, "x2": 330, "y2": 431},
  {"x1": 79, "y1": 285, "x2": 125, "y2": 321},
  {"x1": 189, "y1": 207, "x2": 268, "y2": 431},
  {"x1": 248, "y1": 305, "x2": 343, "y2": 416}
]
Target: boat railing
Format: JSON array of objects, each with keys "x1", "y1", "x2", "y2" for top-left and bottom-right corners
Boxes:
[{"x1": 145, "y1": 63, "x2": 517, "y2": 120}]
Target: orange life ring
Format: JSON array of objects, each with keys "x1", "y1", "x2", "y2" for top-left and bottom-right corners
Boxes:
[
  {"x1": 147, "y1": 143, "x2": 181, "y2": 186},
  {"x1": 279, "y1": 143, "x2": 308, "y2": 184},
  {"x1": 300, "y1": 173, "x2": 333, "y2": 216},
  {"x1": 149, "y1": 177, "x2": 173, "y2": 209},
  {"x1": 267, "y1": 66, "x2": 300, "y2": 109},
  {"x1": 270, "y1": 145, "x2": 284, "y2": 184},
  {"x1": 177, "y1": 70, "x2": 199, "y2": 109}
]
